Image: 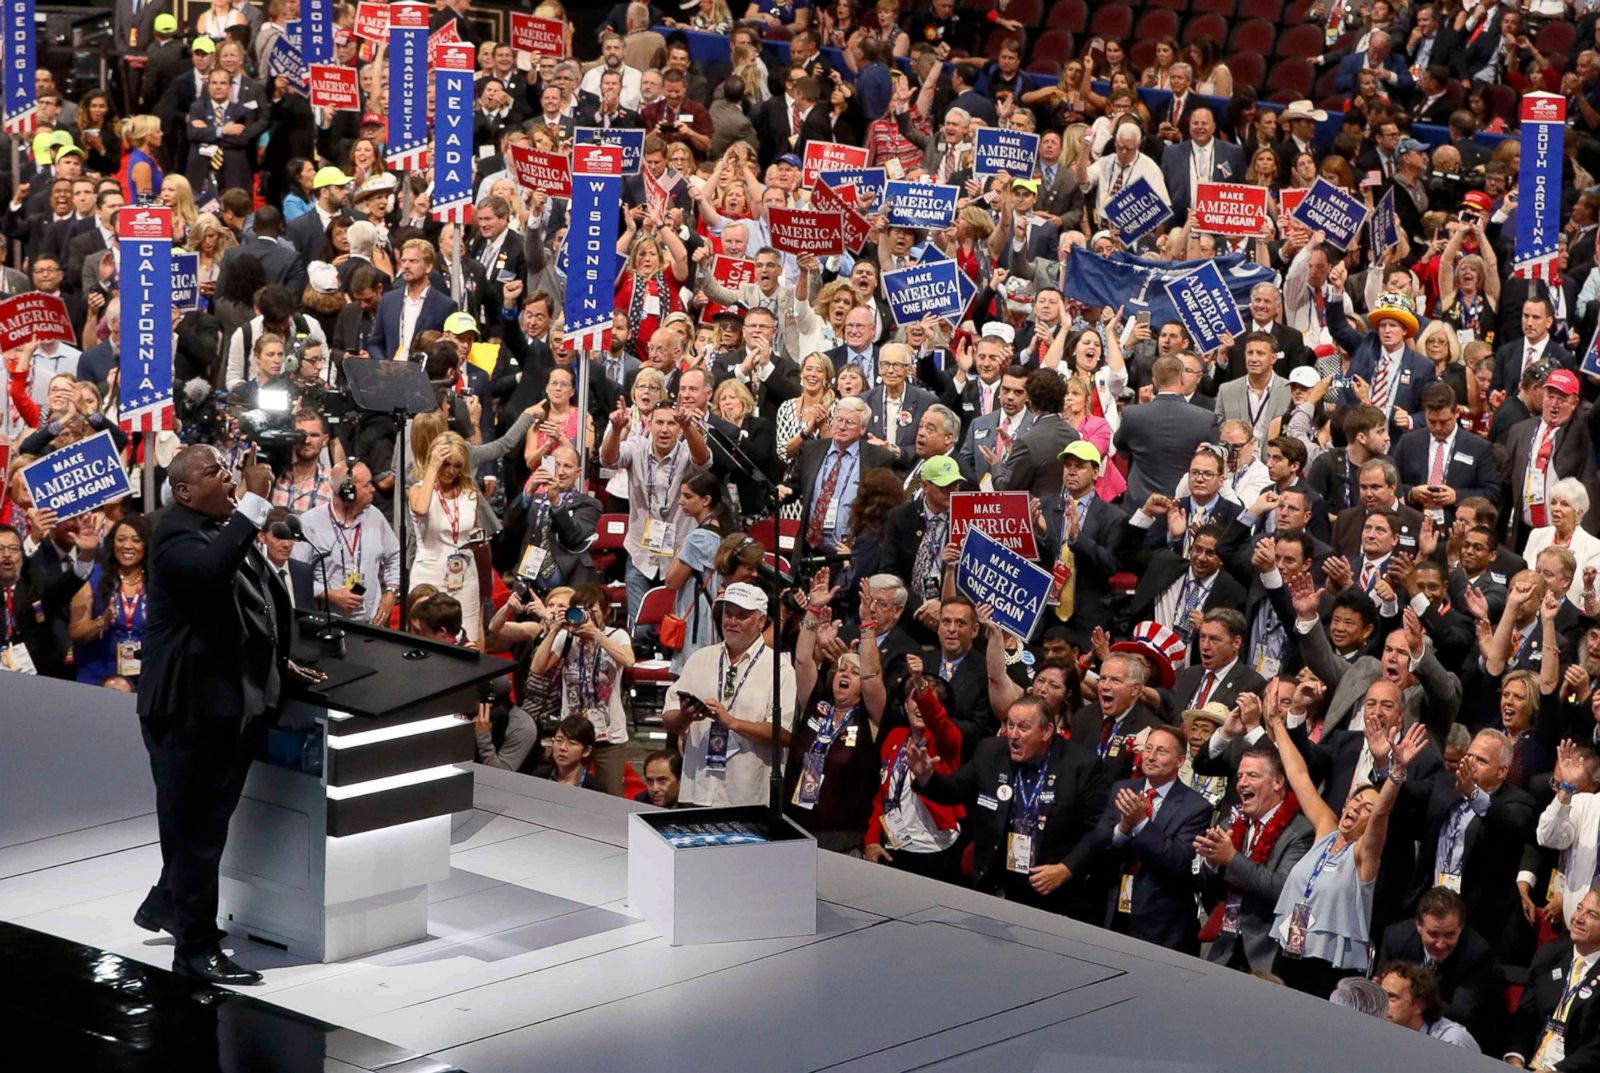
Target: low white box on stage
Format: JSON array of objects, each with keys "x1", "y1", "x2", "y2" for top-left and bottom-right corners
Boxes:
[{"x1": 627, "y1": 806, "x2": 817, "y2": 946}]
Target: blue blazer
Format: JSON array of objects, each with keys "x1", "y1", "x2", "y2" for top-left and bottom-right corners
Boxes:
[
  {"x1": 1085, "y1": 778, "x2": 1213, "y2": 953},
  {"x1": 1392, "y1": 426, "x2": 1501, "y2": 528},
  {"x1": 1159, "y1": 138, "x2": 1247, "y2": 222},
  {"x1": 1327, "y1": 298, "x2": 1437, "y2": 431},
  {"x1": 366, "y1": 285, "x2": 459, "y2": 362},
  {"x1": 1332, "y1": 51, "x2": 1413, "y2": 95}
]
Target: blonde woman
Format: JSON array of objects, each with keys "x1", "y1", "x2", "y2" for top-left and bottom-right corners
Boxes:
[
  {"x1": 119, "y1": 115, "x2": 164, "y2": 205},
  {"x1": 195, "y1": 0, "x2": 246, "y2": 40},
  {"x1": 1438, "y1": 222, "x2": 1500, "y2": 346},
  {"x1": 777, "y1": 354, "x2": 837, "y2": 519},
  {"x1": 603, "y1": 366, "x2": 667, "y2": 500},
  {"x1": 1414, "y1": 320, "x2": 1468, "y2": 404},
  {"x1": 791, "y1": 270, "x2": 861, "y2": 357},
  {"x1": 616, "y1": 204, "x2": 690, "y2": 360},
  {"x1": 158, "y1": 175, "x2": 198, "y2": 246},
  {"x1": 409, "y1": 432, "x2": 484, "y2": 646}
]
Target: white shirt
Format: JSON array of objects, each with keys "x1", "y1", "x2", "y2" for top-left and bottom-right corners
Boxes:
[
  {"x1": 1112, "y1": 778, "x2": 1176, "y2": 843},
  {"x1": 676, "y1": 642, "x2": 797, "y2": 807},
  {"x1": 579, "y1": 62, "x2": 643, "y2": 111},
  {"x1": 1536, "y1": 790, "x2": 1600, "y2": 931},
  {"x1": 1155, "y1": 568, "x2": 1216, "y2": 634},
  {"x1": 396, "y1": 285, "x2": 430, "y2": 361}
]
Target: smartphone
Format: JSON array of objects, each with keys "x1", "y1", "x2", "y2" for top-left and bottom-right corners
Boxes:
[
  {"x1": 1135, "y1": 311, "x2": 1152, "y2": 328},
  {"x1": 497, "y1": 269, "x2": 517, "y2": 283}
]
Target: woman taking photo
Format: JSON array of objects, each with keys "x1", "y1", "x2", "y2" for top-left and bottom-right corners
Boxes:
[
  {"x1": 77, "y1": 90, "x2": 121, "y2": 175},
  {"x1": 1260, "y1": 691, "x2": 1427, "y2": 997},
  {"x1": 1437, "y1": 223, "x2": 1500, "y2": 346},
  {"x1": 409, "y1": 432, "x2": 485, "y2": 647},
  {"x1": 529, "y1": 584, "x2": 634, "y2": 794},
  {"x1": 616, "y1": 205, "x2": 690, "y2": 362},
  {"x1": 788, "y1": 572, "x2": 889, "y2": 852},
  {"x1": 119, "y1": 115, "x2": 165, "y2": 206},
  {"x1": 522, "y1": 367, "x2": 594, "y2": 471},
  {"x1": 663, "y1": 473, "x2": 737, "y2": 672},
  {"x1": 69, "y1": 514, "x2": 149, "y2": 687}
]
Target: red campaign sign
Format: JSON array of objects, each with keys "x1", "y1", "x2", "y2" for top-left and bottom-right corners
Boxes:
[
  {"x1": 509, "y1": 13, "x2": 566, "y2": 57},
  {"x1": 0, "y1": 444, "x2": 9, "y2": 516},
  {"x1": 353, "y1": 1, "x2": 388, "y2": 42},
  {"x1": 949, "y1": 491, "x2": 1038, "y2": 559},
  {"x1": 116, "y1": 204, "x2": 171, "y2": 241},
  {"x1": 508, "y1": 144, "x2": 571, "y2": 197},
  {"x1": 309, "y1": 64, "x2": 360, "y2": 111},
  {"x1": 0, "y1": 292, "x2": 77, "y2": 353},
  {"x1": 1521, "y1": 92, "x2": 1566, "y2": 125},
  {"x1": 387, "y1": 1, "x2": 429, "y2": 32},
  {"x1": 768, "y1": 207, "x2": 843, "y2": 256},
  {"x1": 434, "y1": 42, "x2": 476, "y2": 71},
  {"x1": 572, "y1": 144, "x2": 623, "y2": 176},
  {"x1": 801, "y1": 140, "x2": 868, "y2": 189},
  {"x1": 702, "y1": 255, "x2": 756, "y2": 323},
  {"x1": 1278, "y1": 188, "x2": 1307, "y2": 218},
  {"x1": 1191, "y1": 182, "x2": 1270, "y2": 236},
  {"x1": 811, "y1": 180, "x2": 869, "y2": 254},
  {"x1": 427, "y1": 18, "x2": 460, "y2": 65}
]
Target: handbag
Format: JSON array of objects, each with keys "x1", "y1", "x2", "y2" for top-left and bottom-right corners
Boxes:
[{"x1": 657, "y1": 570, "x2": 705, "y2": 652}]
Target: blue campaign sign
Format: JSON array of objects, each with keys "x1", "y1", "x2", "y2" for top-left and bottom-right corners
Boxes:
[
  {"x1": 266, "y1": 34, "x2": 307, "y2": 94},
  {"x1": 171, "y1": 252, "x2": 199, "y2": 311},
  {"x1": 955, "y1": 266, "x2": 976, "y2": 321},
  {"x1": 574, "y1": 127, "x2": 644, "y2": 174},
  {"x1": 884, "y1": 180, "x2": 959, "y2": 230},
  {"x1": 1164, "y1": 260, "x2": 1246, "y2": 354},
  {"x1": 884, "y1": 260, "x2": 963, "y2": 326},
  {"x1": 1290, "y1": 177, "x2": 1370, "y2": 251},
  {"x1": 972, "y1": 128, "x2": 1039, "y2": 178},
  {"x1": 432, "y1": 48, "x2": 475, "y2": 219},
  {"x1": 1061, "y1": 247, "x2": 1274, "y2": 330},
  {"x1": 117, "y1": 206, "x2": 173, "y2": 433},
  {"x1": 2, "y1": 0, "x2": 36, "y2": 136},
  {"x1": 299, "y1": 0, "x2": 334, "y2": 64},
  {"x1": 1103, "y1": 177, "x2": 1171, "y2": 243},
  {"x1": 956, "y1": 528, "x2": 1054, "y2": 641},
  {"x1": 1370, "y1": 188, "x2": 1399, "y2": 256},
  {"x1": 817, "y1": 167, "x2": 885, "y2": 208},
  {"x1": 386, "y1": 2, "x2": 430, "y2": 169},
  {"x1": 22, "y1": 431, "x2": 132, "y2": 520},
  {"x1": 1583, "y1": 330, "x2": 1600, "y2": 378}
]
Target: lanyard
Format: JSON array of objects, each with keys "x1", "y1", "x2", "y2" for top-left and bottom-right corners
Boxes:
[
  {"x1": 1013, "y1": 760, "x2": 1050, "y2": 821},
  {"x1": 330, "y1": 505, "x2": 362, "y2": 570},
  {"x1": 1302, "y1": 835, "x2": 1348, "y2": 900},
  {"x1": 646, "y1": 447, "x2": 679, "y2": 518},
  {"x1": 718, "y1": 642, "x2": 764, "y2": 708},
  {"x1": 117, "y1": 580, "x2": 145, "y2": 630},
  {"x1": 808, "y1": 702, "x2": 855, "y2": 757},
  {"x1": 436, "y1": 486, "x2": 463, "y2": 543},
  {"x1": 575, "y1": 637, "x2": 608, "y2": 709},
  {"x1": 887, "y1": 731, "x2": 918, "y2": 809}
]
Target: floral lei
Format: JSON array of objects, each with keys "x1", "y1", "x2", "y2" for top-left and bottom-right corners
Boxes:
[{"x1": 1228, "y1": 791, "x2": 1301, "y2": 868}]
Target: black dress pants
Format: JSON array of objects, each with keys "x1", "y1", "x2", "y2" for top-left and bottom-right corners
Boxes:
[{"x1": 139, "y1": 711, "x2": 274, "y2": 954}]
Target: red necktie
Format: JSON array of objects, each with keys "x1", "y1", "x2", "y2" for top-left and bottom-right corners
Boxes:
[
  {"x1": 1125, "y1": 787, "x2": 1161, "y2": 877},
  {"x1": 1371, "y1": 354, "x2": 1392, "y2": 412},
  {"x1": 1531, "y1": 425, "x2": 1557, "y2": 527},
  {"x1": 1429, "y1": 439, "x2": 1447, "y2": 484},
  {"x1": 791, "y1": 102, "x2": 801, "y2": 139},
  {"x1": 1360, "y1": 562, "x2": 1377, "y2": 592},
  {"x1": 1099, "y1": 717, "x2": 1117, "y2": 752},
  {"x1": 1193, "y1": 671, "x2": 1217, "y2": 708},
  {"x1": 806, "y1": 449, "x2": 843, "y2": 550}
]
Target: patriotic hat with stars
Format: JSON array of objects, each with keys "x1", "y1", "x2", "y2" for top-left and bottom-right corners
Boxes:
[{"x1": 1110, "y1": 621, "x2": 1186, "y2": 689}]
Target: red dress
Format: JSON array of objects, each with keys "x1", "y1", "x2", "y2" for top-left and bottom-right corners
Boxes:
[{"x1": 615, "y1": 267, "x2": 682, "y2": 361}]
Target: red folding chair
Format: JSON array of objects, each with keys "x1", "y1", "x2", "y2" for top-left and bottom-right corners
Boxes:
[
  {"x1": 624, "y1": 586, "x2": 680, "y2": 729},
  {"x1": 1047, "y1": 0, "x2": 1088, "y2": 34}
]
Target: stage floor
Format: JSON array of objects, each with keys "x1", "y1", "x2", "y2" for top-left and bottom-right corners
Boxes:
[{"x1": 0, "y1": 766, "x2": 1503, "y2": 1073}]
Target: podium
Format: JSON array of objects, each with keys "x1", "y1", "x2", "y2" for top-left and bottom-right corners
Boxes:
[{"x1": 218, "y1": 612, "x2": 509, "y2": 962}]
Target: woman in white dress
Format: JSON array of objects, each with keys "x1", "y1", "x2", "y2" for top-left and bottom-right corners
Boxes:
[
  {"x1": 1524, "y1": 478, "x2": 1600, "y2": 599},
  {"x1": 409, "y1": 432, "x2": 484, "y2": 646}
]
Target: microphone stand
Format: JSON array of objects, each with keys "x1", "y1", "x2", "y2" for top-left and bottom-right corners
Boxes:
[
  {"x1": 276, "y1": 515, "x2": 346, "y2": 660},
  {"x1": 702, "y1": 418, "x2": 778, "y2": 522}
]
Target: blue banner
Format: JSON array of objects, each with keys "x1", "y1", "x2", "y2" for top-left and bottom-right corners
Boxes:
[
  {"x1": 1370, "y1": 188, "x2": 1399, "y2": 256},
  {"x1": 21, "y1": 431, "x2": 133, "y2": 520},
  {"x1": 265, "y1": 33, "x2": 307, "y2": 95},
  {"x1": 171, "y1": 252, "x2": 198, "y2": 312},
  {"x1": 296, "y1": 0, "x2": 334, "y2": 65},
  {"x1": 956, "y1": 528, "x2": 1054, "y2": 641},
  {"x1": 818, "y1": 167, "x2": 885, "y2": 209},
  {"x1": 386, "y1": 2, "x2": 430, "y2": 169},
  {"x1": 1515, "y1": 94, "x2": 1565, "y2": 280},
  {"x1": 433, "y1": 62, "x2": 474, "y2": 218},
  {"x1": 117, "y1": 207, "x2": 173, "y2": 434},
  {"x1": 1061, "y1": 247, "x2": 1274, "y2": 332},
  {"x1": 884, "y1": 260, "x2": 964, "y2": 326},
  {"x1": 1103, "y1": 177, "x2": 1170, "y2": 243},
  {"x1": 1289, "y1": 177, "x2": 1369, "y2": 251},
  {"x1": 1583, "y1": 329, "x2": 1600, "y2": 378},
  {"x1": 1164, "y1": 260, "x2": 1246, "y2": 354},
  {"x1": 884, "y1": 180, "x2": 959, "y2": 230},
  {"x1": 2, "y1": 0, "x2": 36, "y2": 135},
  {"x1": 564, "y1": 163, "x2": 622, "y2": 351},
  {"x1": 972, "y1": 128, "x2": 1039, "y2": 178},
  {"x1": 573, "y1": 127, "x2": 644, "y2": 174}
]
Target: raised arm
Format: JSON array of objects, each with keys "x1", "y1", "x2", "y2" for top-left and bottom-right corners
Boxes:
[
  {"x1": 1357, "y1": 723, "x2": 1428, "y2": 881},
  {"x1": 978, "y1": 604, "x2": 1025, "y2": 714},
  {"x1": 858, "y1": 604, "x2": 888, "y2": 725},
  {"x1": 1261, "y1": 693, "x2": 1336, "y2": 837},
  {"x1": 795, "y1": 569, "x2": 841, "y2": 704}
]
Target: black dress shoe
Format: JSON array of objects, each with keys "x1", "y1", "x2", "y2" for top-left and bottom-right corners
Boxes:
[
  {"x1": 133, "y1": 902, "x2": 175, "y2": 934},
  {"x1": 173, "y1": 948, "x2": 264, "y2": 986}
]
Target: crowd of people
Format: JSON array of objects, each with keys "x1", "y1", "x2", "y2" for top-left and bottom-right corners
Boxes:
[{"x1": 9, "y1": 0, "x2": 1600, "y2": 1058}]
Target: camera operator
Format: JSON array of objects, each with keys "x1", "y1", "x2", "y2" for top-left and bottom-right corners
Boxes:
[
  {"x1": 292, "y1": 460, "x2": 400, "y2": 625},
  {"x1": 269, "y1": 408, "x2": 345, "y2": 514}
]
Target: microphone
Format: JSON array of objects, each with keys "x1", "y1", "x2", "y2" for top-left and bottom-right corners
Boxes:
[{"x1": 269, "y1": 513, "x2": 345, "y2": 657}]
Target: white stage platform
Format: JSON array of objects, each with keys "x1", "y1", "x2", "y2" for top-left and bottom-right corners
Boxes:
[{"x1": 0, "y1": 759, "x2": 1505, "y2": 1073}]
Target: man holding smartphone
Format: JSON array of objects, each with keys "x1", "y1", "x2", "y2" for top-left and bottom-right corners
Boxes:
[{"x1": 663, "y1": 583, "x2": 796, "y2": 807}]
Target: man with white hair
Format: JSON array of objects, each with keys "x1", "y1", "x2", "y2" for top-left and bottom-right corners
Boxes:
[
  {"x1": 796, "y1": 396, "x2": 895, "y2": 553},
  {"x1": 1077, "y1": 118, "x2": 1169, "y2": 222},
  {"x1": 922, "y1": 105, "x2": 972, "y2": 184},
  {"x1": 866, "y1": 342, "x2": 938, "y2": 472}
]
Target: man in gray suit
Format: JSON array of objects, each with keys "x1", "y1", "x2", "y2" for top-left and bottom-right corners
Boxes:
[
  {"x1": 866, "y1": 343, "x2": 938, "y2": 474},
  {"x1": 994, "y1": 369, "x2": 1078, "y2": 499},
  {"x1": 1116, "y1": 355, "x2": 1218, "y2": 507},
  {"x1": 1216, "y1": 331, "x2": 1291, "y2": 451},
  {"x1": 957, "y1": 365, "x2": 1033, "y2": 487}
]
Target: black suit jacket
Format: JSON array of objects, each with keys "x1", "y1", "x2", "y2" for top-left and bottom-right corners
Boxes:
[
  {"x1": 1393, "y1": 427, "x2": 1500, "y2": 529},
  {"x1": 1124, "y1": 548, "x2": 1249, "y2": 638},
  {"x1": 1377, "y1": 917, "x2": 1503, "y2": 1053},
  {"x1": 1084, "y1": 778, "x2": 1212, "y2": 952},
  {"x1": 1037, "y1": 493, "x2": 1128, "y2": 646},
  {"x1": 1492, "y1": 337, "x2": 1576, "y2": 394},
  {"x1": 64, "y1": 227, "x2": 109, "y2": 296},
  {"x1": 4, "y1": 548, "x2": 86, "y2": 679},
  {"x1": 286, "y1": 207, "x2": 342, "y2": 268},
  {"x1": 795, "y1": 438, "x2": 895, "y2": 552},
  {"x1": 1221, "y1": 322, "x2": 1314, "y2": 383},
  {"x1": 136, "y1": 504, "x2": 289, "y2": 723},
  {"x1": 919, "y1": 736, "x2": 1107, "y2": 910},
  {"x1": 1504, "y1": 415, "x2": 1600, "y2": 548},
  {"x1": 1510, "y1": 937, "x2": 1600, "y2": 1068},
  {"x1": 1162, "y1": 662, "x2": 1267, "y2": 724}
]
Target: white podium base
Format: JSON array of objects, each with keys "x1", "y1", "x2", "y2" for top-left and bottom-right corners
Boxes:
[{"x1": 627, "y1": 806, "x2": 817, "y2": 946}]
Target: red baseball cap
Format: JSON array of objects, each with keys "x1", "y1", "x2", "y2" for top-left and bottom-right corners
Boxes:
[{"x1": 1545, "y1": 368, "x2": 1581, "y2": 396}]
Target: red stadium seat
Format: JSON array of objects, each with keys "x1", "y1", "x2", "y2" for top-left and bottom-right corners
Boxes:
[
  {"x1": 1183, "y1": 13, "x2": 1228, "y2": 46},
  {"x1": 1483, "y1": 83, "x2": 1519, "y2": 127},
  {"x1": 1047, "y1": 0, "x2": 1088, "y2": 35},
  {"x1": 1267, "y1": 88, "x2": 1306, "y2": 105},
  {"x1": 1276, "y1": 23, "x2": 1325, "y2": 59},
  {"x1": 589, "y1": 512, "x2": 629, "y2": 577},
  {"x1": 746, "y1": 517, "x2": 800, "y2": 556},
  {"x1": 1005, "y1": 0, "x2": 1045, "y2": 28},
  {"x1": 1129, "y1": 38, "x2": 1158, "y2": 69},
  {"x1": 1147, "y1": 0, "x2": 1190, "y2": 11},
  {"x1": 1238, "y1": 0, "x2": 1283, "y2": 19},
  {"x1": 1225, "y1": 50, "x2": 1265, "y2": 89},
  {"x1": 1191, "y1": 0, "x2": 1235, "y2": 15},
  {"x1": 1265, "y1": 57, "x2": 1315, "y2": 98},
  {"x1": 1109, "y1": 571, "x2": 1138, "y2": 593},
  {"x1": 1135, "y1": 8, "x2": 1180, "y2": 43},
  {"x1": 1312, "y1": 68, "x2": 1340, "y2": 99},
  {"x1": 1535, "y1": 20, "x2": 1576, "y2": 58},
  {"x1": 1227, "y1": 18, "x2": 1276, "y2": 57},
  {"x1": 1030, "y1": 29, "x2": 1075, "y2": 66},
  {"x1": 1088, "y1": 4, "x2": 1133, "y2": 41},
  {"x1": 1132, "y1": 8, "x2": 1184, "y2": 42},
  {"x1": 1026, "y1": 57, "x2": 1063, "y2": 77},
  {"x1": 1285, "y1": 0, "x2": 1318, "y2": 20}
]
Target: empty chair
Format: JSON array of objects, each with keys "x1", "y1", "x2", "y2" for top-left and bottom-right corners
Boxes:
[
  {"x1": 1276, "y1": 23, "x2": 1325, "y2": 59},
  {"x1": 1183, "y1": 12, "x2": 1229, "y2": 46},
  {"x1": 1225, "y1": 50, "x2": 1266, "y2": 90},
  {"x1": 1030, "y1": 29, "x2": 1075, "y2": 67},
  {"x1": 1135, "y1": 7, "x2": 1181, "y2": 43},
  {"x1": 1006, "y1": 0, "x2": 1045, "y2": 28},
  {"x1": 1088, "y1": 3, "x2": 1134, "y2": 41},
  {"x1": 1265, "y1": 57, "x2": 1314, "y2": 99},
  {"x1": 1227, "y1": 18, "x2": 1276, "y2": 57},
  {"x1": 1191, "y1": 0, "x2": 1236, "y2": 14},
  {"x1": 1047, "y1": 0, "x2": 1089, "y2": 34},
  {"x1": 1238, "y1": 0, "x2": 1283, "y2": 19}
]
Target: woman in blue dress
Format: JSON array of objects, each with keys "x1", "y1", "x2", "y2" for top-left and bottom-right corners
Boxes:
[
  {"x1": 69, "y1": 515, "x2": 151, "y2": 687},
  {"x1": 119, "y1": 115, "x2": 166, "y2": 206}
]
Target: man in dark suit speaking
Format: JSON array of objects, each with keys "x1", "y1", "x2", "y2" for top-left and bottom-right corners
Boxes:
[{"x1": 134, "y1": 445, "x2": 326, "y2": 985}]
